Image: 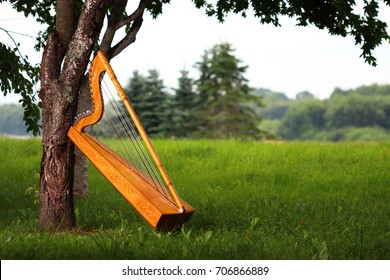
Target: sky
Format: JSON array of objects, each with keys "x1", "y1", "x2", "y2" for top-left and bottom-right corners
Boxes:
[{"x1": 1, "y1": 0, "x2": 390, "y2": 104}]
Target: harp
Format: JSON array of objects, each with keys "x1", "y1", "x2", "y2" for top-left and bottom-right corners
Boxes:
[{"x1": 68, "y1": 51, "x2": 195, "y2": 230}]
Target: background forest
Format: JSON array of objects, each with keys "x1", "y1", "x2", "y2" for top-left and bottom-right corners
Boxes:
[
  {"x1": 258, "y1": 84, "x2": 390, "y2": 141},
  {"x1": 1, "y1": 42, "x2": 390, "y2": 141}
]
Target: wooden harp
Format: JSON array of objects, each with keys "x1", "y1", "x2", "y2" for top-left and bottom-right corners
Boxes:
[{"x1": 68, "y1": 51, "x2": 195, "y2": 230}]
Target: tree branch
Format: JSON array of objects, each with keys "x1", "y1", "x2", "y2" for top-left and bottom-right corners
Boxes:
[
  {"x1": 40, "y1": 32, "x2": 60, "y2": 101},
  {"x1": 108, "y1": 0, "x2": 154, "y2": 60},
  {"x1": 109, "y1": 15, "x2": 144, "y2": 59},
  {"x1": 59, "y1": 0, "x2": 108, "y2": 102},
  {"x1": 56, "y1": 0, "x2": 75, "y2": 59},
  {"x1": 115, "y1": 0, "x2": 152, "y2": 30},
  {"x1": 100, "y1": 0, "x2": 128, "y2": 56},
  {"x1": 100, "y1": 0, "x2": 152, "y2": 60}
]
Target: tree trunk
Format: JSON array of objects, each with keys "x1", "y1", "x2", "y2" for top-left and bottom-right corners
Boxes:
[
  {"x1": 39, "y1": 80, "x2": 77, "y2": 230},
  {"x1": 73, "y1": 77, "x2": 91, "y2": 199},
  {"x1": 38, "y1": 0, "x2": 107, "y2": 230},
  {"x1": 73, "y1": 147, "x2": 89, "y2": 198}
]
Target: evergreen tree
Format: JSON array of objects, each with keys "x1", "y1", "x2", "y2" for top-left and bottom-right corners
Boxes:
[
  {"x1": 172, "y1": 69, "x2": 197, "y2": 137},
  {"x1": 123, "y1": 69, "x2": 167, "y2": 136},
  {"x1": 123, "y1": 70, "x2": 147, "y2": 115},
  {"x1": 194, "y1": 43, "x2": 264, "y2": 139},
  {"x1": 158, "y1": 93, "x2": 176, "y2": 137},
  {"x1": 141, "y1": 69, "x2": 167, "y2": 136},
  {"x1": 195, "y1": 52, "x2": 213, "y2": 110}
]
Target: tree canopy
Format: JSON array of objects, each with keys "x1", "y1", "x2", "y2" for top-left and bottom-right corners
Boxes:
[{"x1": 195, "y1": 0, "x2": 390, "y2": 66}]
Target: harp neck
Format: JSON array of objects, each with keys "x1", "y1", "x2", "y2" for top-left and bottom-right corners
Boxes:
[{"x1": 73, "y1": 51, "x2": 107, "y2": 132}]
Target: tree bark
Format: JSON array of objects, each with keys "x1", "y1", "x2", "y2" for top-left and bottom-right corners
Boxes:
[
  {"x1": 73, "y1": 77, "x2": 91, "y2": 199},
  {"x1": 39, "y1": 0, "x2": 107, "y2": 230},
  {"x1": 39, "y1": 78, "x2": 77, "y2": 230},
  {"x1": 39, "y1": 33, "x2": 76, "y2": 230}
]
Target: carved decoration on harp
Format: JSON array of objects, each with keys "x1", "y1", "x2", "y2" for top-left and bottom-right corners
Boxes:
[{"x1": 68, "y1": 51, "x2": 195, "y2": 230}]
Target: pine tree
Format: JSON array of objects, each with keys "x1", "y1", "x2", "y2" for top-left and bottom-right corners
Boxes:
[
  {"x1": 123, "y1": 69, "x2": 169, "y2": 137},
  {"x1": 142, "y1": 69, "x2": 167, "y2": 136},
  {"x1": 194, "y1": 43, "x2": 264, "y2": 139},
  {"x1": 157, "y1": 93, "x2": 176, "y2": 137},
  {"x1": 172, "y1": 69, "x2": 197, "y2": 137},
  {"x1": 123, "y1": 70, "x2": 147, "y2": 116}
]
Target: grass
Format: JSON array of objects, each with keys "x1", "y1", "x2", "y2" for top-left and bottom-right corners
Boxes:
[{"x1": 0, "y1": 136, "x2": 389, "y2": 259}]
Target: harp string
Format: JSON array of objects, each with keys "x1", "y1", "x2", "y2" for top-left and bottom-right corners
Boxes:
[
  {"x1": 100, "y1": 79, "x2": 167, "y2": 196},
  {"x1": 106, "y1": 92, "x2": 171, "y2": 200},
  {"x1": 98, "y1": 74, "x2": 173, "y2": 201},
  {"x1": 104, "y1": 96, "x2": 165, "y2": 195},
  {"x1": 100, "y1": 78, "x2": 162, "y2": 189}
]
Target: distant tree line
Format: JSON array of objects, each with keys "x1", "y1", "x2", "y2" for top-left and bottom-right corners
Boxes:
[
  {"x1": 0, "y1": 104, "x2": 34, "y2": 136},
  {"x1": 258, "y1": 84, "x2": 390, "y2": 141},
  {"x1": 3, "y1": 45, "x2": 390, "y2": 142}
]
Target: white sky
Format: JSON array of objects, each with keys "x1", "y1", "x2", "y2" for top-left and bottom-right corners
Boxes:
[{"x1": 1, "y1": 0, "x2": 390, "y2": 104}]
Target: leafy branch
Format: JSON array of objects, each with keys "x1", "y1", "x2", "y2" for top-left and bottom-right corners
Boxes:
[{"x1": 0, "y1": 28, "x2": 41, "y2": 136}]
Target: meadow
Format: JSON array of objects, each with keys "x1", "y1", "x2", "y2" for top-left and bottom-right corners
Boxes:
[{"x1": 0, "y1": 136, "x2": 389, "y2": 259}]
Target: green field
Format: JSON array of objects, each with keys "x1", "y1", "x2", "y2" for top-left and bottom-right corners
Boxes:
[{"x1": 0, "y1": 137, "x2": 389, "y2": 259}]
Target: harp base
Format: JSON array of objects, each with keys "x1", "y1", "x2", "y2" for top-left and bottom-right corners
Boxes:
[
  {"x1": 156, "y1": 204, "x2": 195, "y2": 230},
  {"x1": 68, "y1": 127, "x2": 195, "y2": 230}
]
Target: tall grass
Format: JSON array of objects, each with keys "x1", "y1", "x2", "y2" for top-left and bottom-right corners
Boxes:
[{"x1": 0, "y1": 137, "x2": 389, "y2": 259}]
